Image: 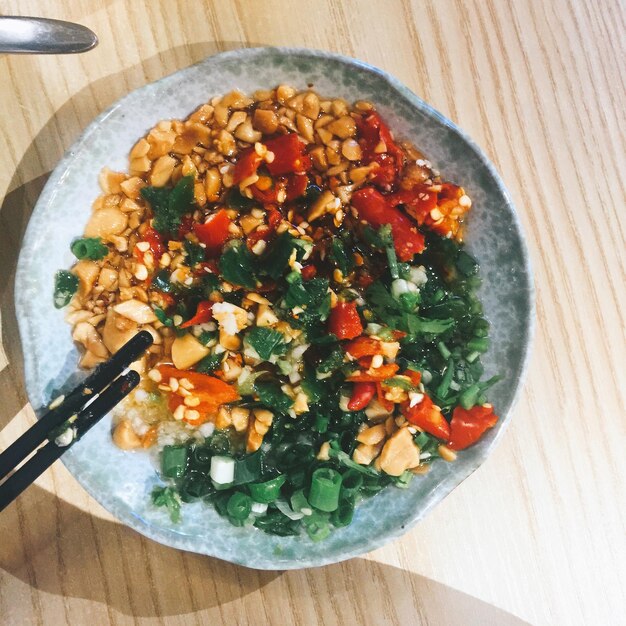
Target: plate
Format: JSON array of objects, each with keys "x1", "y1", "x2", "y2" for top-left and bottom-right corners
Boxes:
[{"x1": 14, "y1": 47, "x2": 534, "y2": 569}]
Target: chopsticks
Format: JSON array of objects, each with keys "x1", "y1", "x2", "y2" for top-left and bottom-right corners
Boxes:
[{"x1": 0, "y1": 330, "x2": 153, "y2": 512}]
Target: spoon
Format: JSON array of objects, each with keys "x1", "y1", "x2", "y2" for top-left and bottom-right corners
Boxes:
[{"x1": 0, "y1": 16, "x2": 98, "y2": 54}]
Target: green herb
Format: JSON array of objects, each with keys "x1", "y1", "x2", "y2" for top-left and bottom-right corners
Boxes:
[
  {"x1": 330, "y1": 237, "x2": 354, "y2": 276},
  {"x1": 245, "y1": 327, "x2": 287, "y2": 361},
  {"x1": 184, "y1": 239, "x2": 205, "y2": 266},
  {"x1": 226, "y1": 187, "x2": 256, "y2": 211},
  {"x1": 254, "y1": 381, "x2": 293, "y2": 414},
  {"x1": 284, "y1": 275, "x2": 330, "y2": 313},
  {"x1": 153, "y1": 307, "x2": 174, "y2": 327},
  {"x1": 383, "y1": 376, "x2": 418, "y2": 392},
  {"x1": 195, "y1": 353, "x2": 222, "y2": 373},
  {"x1": 141, "y1": 175, "x2": 195, "y2": 235},
  {"x1": 53, "y1": 270, "x2": 79, "y2": 308},
  {"x1": 263, "y1": 232, "x2": 298, "y2": 280},
  {"x1": 70, "y1": 237, "x2": 109, "y2": 260},
  {"x1": 161, "y1": 445, "x2": 188, "y2": 478},
  {"x1": 226, "y1": 492, "x2": 252, "y2": 521},
  {"x1": 317, "y1": 348, "x2": 344, "y2": 374},
  {"x1": 151, "y1": 486, "x2": 181, "y2": 522},
  {"x1": 151, "y1": 269, "x2": 176, "y2": 293},
  {"x1": 378, "y1": 225, "x2": 399, "y2": 279},
  {"x1": 248, "y1": 475, "x2": 286, "y2": 503},
  {"x1": 219, "y1": 239, "x2": 257, "y2": 289},
  {"x1": 303, "y1": 511, "x2": 331, "y2": 541}
]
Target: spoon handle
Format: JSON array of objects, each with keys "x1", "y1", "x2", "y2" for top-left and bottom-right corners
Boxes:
[{"x1": 0, "y1": 16, "x2": 98, "y2": 54}]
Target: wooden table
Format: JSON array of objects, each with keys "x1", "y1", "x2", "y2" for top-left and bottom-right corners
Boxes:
[{"x1": 1, "y1": 1, "x2": 624, "y2": 624}]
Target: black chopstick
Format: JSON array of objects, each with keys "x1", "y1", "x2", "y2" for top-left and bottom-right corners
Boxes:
[
  {"x1": 0, "y1": 330, "x2": 153, "y2": 512},
  {"x1": 0, "y1": 370, "x2": 140, "y2": 512},
  {"x1": 0, "y1": 330, "x2": 153, "y2": 480}
]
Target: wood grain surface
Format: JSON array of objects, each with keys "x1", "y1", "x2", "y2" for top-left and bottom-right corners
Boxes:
[{"x1": 0, "y1": 1, "x2": 624, "y2": 624}]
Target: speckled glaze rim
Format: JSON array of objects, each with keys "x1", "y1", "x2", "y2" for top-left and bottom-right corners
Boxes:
[{"x1": 15, "y1": 47, "x2": 534, "y2": 569}]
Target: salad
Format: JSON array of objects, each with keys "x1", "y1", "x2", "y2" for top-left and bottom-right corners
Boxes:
[{"x1": 56, "y1": 86, "x2": 499, "y2": 539}]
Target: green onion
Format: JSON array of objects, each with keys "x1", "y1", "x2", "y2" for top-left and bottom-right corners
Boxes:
[
  {"x1": 340, "y1": 469, "x2": 363, "y2": 496},
  {"x1": 195, "y1": 353, "x2": 222, "y2": 373},
  {"x1": 233, "y1": 450, "x2": 265, "y2": 485},
  {"x1": 330, "y1": 497, "x2": 355, "y2": 527},
  {"x1": 467, "y1": 337, "x2": 490, "y2": 353},
  {"x1": 394, "y1": 471, "x2": 413, "y2": 489},
  {"x1": 466, "y1": 351, "x2": 481, "y2": 363},
  {"x1": 437, "y1": 341, "x2": 451, "y2": 359},
  {"x1": 70, "y1": 237, "x2": 109, "y2": 260},
  {"x1": 436, "y1": 358, "x2": 455, "y2": 398},
  {"x1": 226, "y1": 492, "x2": 252, "y2": 521},
  {"x1": 308, "y1": 468, "x2": 342, "y2": 512},
  {"x1": 179, "y1": 472, "x2": 214, "y2": 500},
  {"x1": 459, "y1": 384, "x2": 480, "y2": 409},
  {"x1": 290, "y1": 489, "x2": 311, "y2": 514},
  {"x1": 161, "y1": 445, "x2": 188, "y2": 478},
  {"x1": 248, "y1": 475, "x2": 287, "y2": 504},
  {"x1": 314, "y1": 415, "x2": 329, "y2": 433},
  {"x1": 53, "y1": 270, "x2": 79, "y2": 308},
  {"x1": 304, "y1": 511, "x2": 331, "y2": 541}
]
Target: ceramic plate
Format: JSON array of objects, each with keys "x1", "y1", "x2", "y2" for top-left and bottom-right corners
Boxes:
[{"x1": 14, "y1": 47, "x2": 534, "y2": 569}]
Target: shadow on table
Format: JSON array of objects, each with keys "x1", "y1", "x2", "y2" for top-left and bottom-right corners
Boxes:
[
  {"x1": 0, "y1": 484, "x2": 528, "y2": 625},
  {"x1": 0, "y1": 42, "x2": 528, "y2": 626}
]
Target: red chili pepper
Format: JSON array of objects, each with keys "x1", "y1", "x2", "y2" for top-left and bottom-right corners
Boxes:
[
  {"x1": 447, "y1": 405, "x2": 499, "y2": 451},
  {"x1": 246, "y1": 206, "x2": 283, "y2": 250},
  {"x1": 135, "y1": 227, "x2": 165, "y2": 263},
  {"x1": 328, "y1": 301, "x2": 363, "y2": 340},
  {"x1": 402, "y1": 394, "x2": 450, "y2": 440},
  {"x1": 301, "y1": 265, "x2": 317, "y2": 280},
  {"x1": 351, "y1": 186, "x2": 425, "y2": 261},
  {"x1": 250, "y1": 179, "x2": 285, "y2": 204},
  {"x1": 285, "y1": 173, "x2": 308, "y2": 200},
  {"x1": 405, "y1": 369, "x2": 421, "y2": 386},
  {"x1": 194, "y1": 209, "x2": 230, "y2": 255},
  {"x1": 387, "y1": 184, "x2": 438, "y2": 224},
  {"x1": 357, "y1": 112, "x2": 405, "y2": 189},
  {"x1": 348, "y1": 363, "x2": 399, "y2": 382},
  {"x1": 344, "y1": 336, "x2": 384, "y2": 358},
  {"x1": 177, "y1": 214, "x2": 195, "y2": 239},
  {"x1": 180, "y1": 301, "x2": 214, "y2": 328},
  {"x1": 347, "y1": 382, "x2": 376, "y2": 411},
  {"x1": 233, "y1": 148, "x2": 263, "y2": 184},
  {"x1": 246, "y1": 226, "x2": 272, "y2": 250},
  {"x1": 264, "y1": 134, "x2": 312, "y2": 176},
  {"x1": 376, "y1": 382, "x2": 395, "y2": 412},
  {"x1": 268, "y1": 207, "x2": 283, "y2": 230}
]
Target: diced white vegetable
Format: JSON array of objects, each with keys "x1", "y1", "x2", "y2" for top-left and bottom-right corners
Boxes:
[
  {"x1": 391, "y1": 278, "x2": 419, "y2": 299},
  {"x1": 251, "y1": 502, "x2": 268, "y2": 515},
  {"x1": 198, "y1": 422, "x2": 215, "y2": 438},
  {"x1": 210, "y1": 456, "x2": 235, "y2": 484},
  {"x1": 407, "y1": 265, "x2": 428, "y2": 286},
  {"x1": 365, "y1": 323, "x2": 383, "y2": 336},
  {"x1": 275, "y1": 499, "x2": 305, "y2": 520}
]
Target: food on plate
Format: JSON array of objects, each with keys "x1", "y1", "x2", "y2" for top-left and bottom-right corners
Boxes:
[{"x1": 55, "y1": 85, "x2": 499, "y2": 538}]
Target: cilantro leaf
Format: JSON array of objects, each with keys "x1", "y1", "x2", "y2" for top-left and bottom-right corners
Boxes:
[
  {"x1": 151, "y1": 486, "x2": 181, "y2": 522},
  {"x1": 245, "y1": 327, "x2": 287, "y2": 361},
  {"x1": 330, "y1": 237, "x2": 354, "y2": 276},
  {"x1": 254, "y1": 381, "x2": 293, "y2": 414},
  {"x1": 141, "y1": 175, "x2": 195, "y2": 235},
  {"x1": 184, "y1": 240, "x2": 205, "y2": 266},
  {"x1": 219, "y1": 239, "x2": 257, "y2": 289}
]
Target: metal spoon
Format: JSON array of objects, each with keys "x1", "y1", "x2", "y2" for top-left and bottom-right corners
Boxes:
[{"x1": 0, "y1": 16, "x2": 98, "y2": 54}]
